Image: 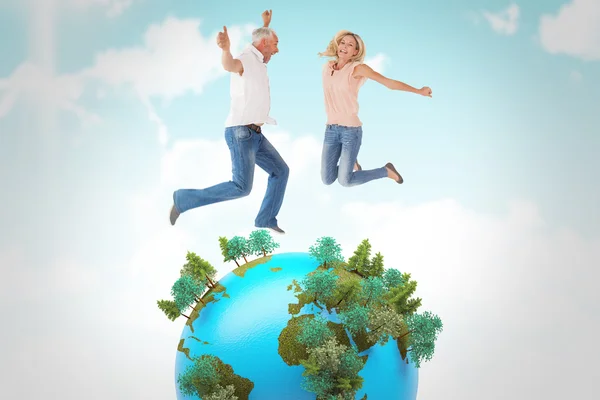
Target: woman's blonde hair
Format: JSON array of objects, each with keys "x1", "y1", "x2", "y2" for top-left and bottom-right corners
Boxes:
[{"x1": 318, "y1": 30, "x2": 366, "y2": 63}]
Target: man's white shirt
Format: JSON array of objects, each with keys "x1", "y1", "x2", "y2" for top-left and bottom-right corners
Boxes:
[{"x1": 225, "y1": 44, "x2": 277, "y2": 127}]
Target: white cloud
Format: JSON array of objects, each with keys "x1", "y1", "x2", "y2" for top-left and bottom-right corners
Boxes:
[
  {"x1": 539, "y1": 0, "x2": 600, "y2": 60},
  {"x1": 78, "y1": 17, "x2": 255, "y2": 145},
  {"x1": 0, "y1": 62, "x2": 99, "y2": 123},
  {"x1": 482, "y1": 3, "x2": 520, "y2": 35},
  {"x1": 82, "y1": 18, "x2": 254, "y2": 101},
  {"x1": 364, "y1": 53, "x2": 389, "y2": 74}
]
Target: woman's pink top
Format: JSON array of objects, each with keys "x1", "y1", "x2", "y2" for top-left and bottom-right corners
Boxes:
[{"x1": 322, "y1": 60, "x2": 367, "y2": 127}]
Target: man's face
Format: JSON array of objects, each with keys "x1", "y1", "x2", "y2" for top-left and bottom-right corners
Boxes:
[{"x1": 262, "y1": 33, "x2": 279, "y2": 63}]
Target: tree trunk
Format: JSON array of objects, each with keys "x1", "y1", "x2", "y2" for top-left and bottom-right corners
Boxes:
[
  {"x1": 243, "y1": 255, "x2": 248, "y2": 263},
  {"x1": 397, "y1": 330, "x2": 413, "y2": 340},
  {"x1": 336, "y1": 289, "x2": 352, "y2": 307},
  {"x1": 234, "y1": 259, "x2": 240, "y2": 267},
  {"x1": 262, "y1": 248, "x2": 266, "y2": 257},
  {"x1": 205, "y1": 274, "x2": 216, "y2": 288},
  {"x1": 181, "y1": 313, "x2": 190, "y2": 319}
]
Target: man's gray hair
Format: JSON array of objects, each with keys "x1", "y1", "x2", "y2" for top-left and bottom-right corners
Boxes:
[{"x1": 252, "y1": 27, "x2": 276, "y2": 45}]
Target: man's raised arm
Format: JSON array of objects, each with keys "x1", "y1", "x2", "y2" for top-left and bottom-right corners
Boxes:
[{"x1": 216, "y1": 26, "x2": 243, "y2": 74}]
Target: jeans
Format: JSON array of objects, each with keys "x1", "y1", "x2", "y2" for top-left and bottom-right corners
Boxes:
[
  {"x1": 173, "y1": 125, "x2": 289, "y2": 228},
  {"x1": 321, "y1": 124, "x2": 387, "y2": 187}
]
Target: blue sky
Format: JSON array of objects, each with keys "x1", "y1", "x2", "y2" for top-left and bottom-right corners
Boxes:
[{"x1": 1, "y1": 1, "x2": 599, "y2": 399}]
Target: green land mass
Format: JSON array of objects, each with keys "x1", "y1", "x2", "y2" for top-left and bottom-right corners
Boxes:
[
  {"x1": 188, "y1": 336, "x2": 210, "y2": 345},
  {"x1": 270, "y1": 267, "x2": 282, "y2": 272},
  {"x1": 278, "y1": 314, "x2": 356, "y2": 366},
  {"x1": 177, "y1": 338, "x2": 192, "y2": 361},
  {"x1": 211, "y1": 357, "x2": 254, "y2": 400},
  {"x1": 232, "y1": 255, "x2": 272, "y2": 278}
]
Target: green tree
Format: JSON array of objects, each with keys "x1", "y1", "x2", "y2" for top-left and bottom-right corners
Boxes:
[
  {"x1": 204, "y1": 384, "x2": 238, "y2": 400},
  {"x1": 177, "y1": 355, "x2": 221, "y2": 398},
  {"x1": 334, "y1": 279, "x2": 362, "y2": 308},
  {"x1": 367, "y1": 305, "x2": 404, "y2": 346},
  {"x1": 338, "y1": 303, "x2": 369, "y2": 336},
  {"x1": 382, "y1": 268, "x2": 403, "y2": 289},
  {"x1": 347, "y1": 239, "x2": 371, "y2": 276},
  {"x1": 301, "y1": 269, "x2": 339, "y2": 307},
  {"x1": 363, "y1": 252, "x2": 384, "y2": 278},
  {"x1": 309, "y1": 236, "x2": 344, "y2": 268},
  {"x1": 157, "y1": 299, "x2": 190, "y2": 320},
  {"x1": 300, "y1": 337, "x2": 365, "y2": 399},
  {"x1": 297, "y1": 315, "x2": 335, "y2": 349},
  {"x1": 399, "y1": 311, "x2": 443, "y2": 368},
  {"x1": 248, "y1": 229, "x2": 280, "y2": 257},
  {"x1": 307, "y1": 336, "x2": 346, "y2": 373},
  {"x1": 180, "y1": 251, "x2": 217, "y2": 289},
  {"x1": 301, "y1": 373, "x2": 335, "y2": 399},
  {"x1": 338, "y1": 348, "x2": 365, "y2": 377},
  {"x1": 360, "y1": 276, "x2": 386, "y2": 307},
  {"x1": 171, "y1": 275, "x2": 204, "y2": 313},
  {"x1": 218, "y1": 236, "x2": 237, "y2": 266},
  {"x1": 227, "y1": 236, "x2": 250, "y2": 264},
  {"x1": 386, "y1": 272, "x2": 422, "y2": 316}
]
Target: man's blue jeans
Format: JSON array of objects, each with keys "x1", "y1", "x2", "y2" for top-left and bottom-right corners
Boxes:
[
  {"x1": 173, "y1": 125, "x2": 289, "y2": 228},
  {"x1": 321, "y1": 124, "x2": 387, "y2": 187}
]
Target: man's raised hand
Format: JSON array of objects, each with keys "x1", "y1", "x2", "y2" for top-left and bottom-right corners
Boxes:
[
  {"x1": 216, "y1": 26, "x2": 231, "y2": 51},
  {"x1": 262, "y1": 9, "x2": 272, "y2": 27}
]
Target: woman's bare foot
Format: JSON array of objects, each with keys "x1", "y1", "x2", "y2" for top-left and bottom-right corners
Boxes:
[
  {"x1": 385, "y1": 162, "x2": 403, "y2": 184},
  {"x1": 354, "y1": 161, "x2": 362, "y2": 171}
]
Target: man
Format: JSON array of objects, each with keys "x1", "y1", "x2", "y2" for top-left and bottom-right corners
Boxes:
[{"x1": 170, "y1": 10, "x2": 289, "y2": 234}]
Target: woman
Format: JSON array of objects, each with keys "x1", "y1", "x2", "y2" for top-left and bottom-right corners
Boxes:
[{"x1": 319, "y1": 30, "x2": 432, "y2": 187}]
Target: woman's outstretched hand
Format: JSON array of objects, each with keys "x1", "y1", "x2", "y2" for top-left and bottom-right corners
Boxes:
[{"x1": 418, "y1": 86, "x2": 432, "y2": 97}]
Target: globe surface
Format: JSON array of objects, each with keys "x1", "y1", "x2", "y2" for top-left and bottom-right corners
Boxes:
[{"x1": 175, "y1": 252, "x2": 419, "y2": 400}]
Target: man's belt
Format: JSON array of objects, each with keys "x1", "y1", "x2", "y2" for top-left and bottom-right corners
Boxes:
[{"x1": 245, "y1": 124, "x2": 262, "y2": 134}]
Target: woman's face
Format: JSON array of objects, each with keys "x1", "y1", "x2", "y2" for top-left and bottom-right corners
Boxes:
[{"x1": 337, "y1": 35, "x2": 359, "y2": 61}]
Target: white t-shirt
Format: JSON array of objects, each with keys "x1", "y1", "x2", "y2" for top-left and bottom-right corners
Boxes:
[{"x1": 224, "y1": 45, "x2": 277, "y2": 127}]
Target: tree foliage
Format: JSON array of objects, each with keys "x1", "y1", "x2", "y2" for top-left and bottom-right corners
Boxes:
[
  {"x1": 248, "y1": 229, "x2": 280, "y2": 257},
  {"x1": 227, "y1": 236, "x2": 250, "y2": 264},
  {"x1": 297, "y1": 314, "x2": 335, "y2": 349},
  {"x1": 180, "y1": 251, "x2": 217, "y2": 288},
  {"x1": 347, "y1": 239, "x2": 385, "y2": 277},
  {"x1": 301, "y1": 269, "x2": 339, "y2": 306},
  {"x1": 219, "y1": 236, "x2": 234, "y2": 263},
  {"x1": 382, "y1": 268, "x2": 403, "y2": 289},
  {"x1": 360, "y1": 276, "x2": 386, "y2": 307},
  {"x1": 177, "y1": 355, "x2": 221, "y2": 397},
  {"x1": 334, "y1": 279, "x2": 363, "y2": 309},
  {"x1": 364, "y1": 252, "x2": 384, "y2": 278},
  {"x1": 309, "y1": 237, "x2": 344, "y2": 268},
  {"x1": 367, "y1": 305, "x2": 404, "y2": 346},
  {"x1": 299, "y1": 337, "x2": 365, "y2": 399},
  {"x1": 157, "y1": 299, "x2": 187, "y2": 321},
  {"x1": 338, "y1": 303, "x2": 369, "y2": 336},
  {"x1": 386, "y1": 272, "x2": 422, "y2": 316},
  {"x1": 404, "y1": 311, "x2": 443, "y2": 368},
  {"x1": 347, "y1": 239, "x2": 372, "y2": 274},
  {"x1": 171, "y1": 275, "x2": 203, "y2": 313},
  {"x1": 203, "y1": 384, "x2": 238, "y2": 400}
]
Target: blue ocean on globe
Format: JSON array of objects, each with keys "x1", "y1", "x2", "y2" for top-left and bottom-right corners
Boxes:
[{"x1": 174, "y1": 252, "x2": 419, "y2": 400}]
